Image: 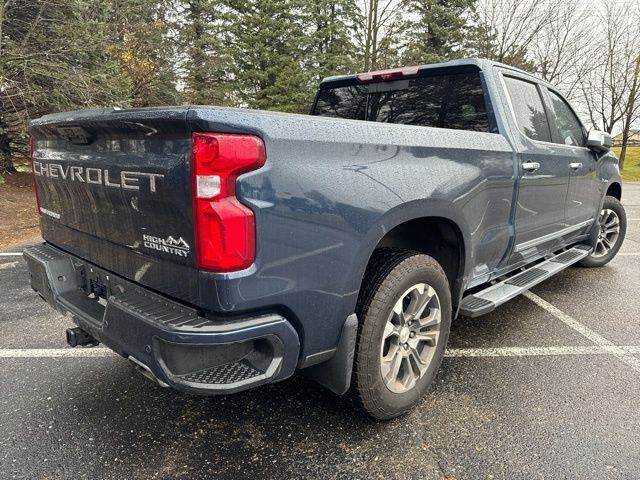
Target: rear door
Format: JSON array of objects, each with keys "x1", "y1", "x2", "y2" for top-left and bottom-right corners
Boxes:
[
  {"x1": 543, "y1": 88, "x2": 602, "y2": 229},
  {"x1": 500, "y1": 72, "x2": 571, "y2": 257}
]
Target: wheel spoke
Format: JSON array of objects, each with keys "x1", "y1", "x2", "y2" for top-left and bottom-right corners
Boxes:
[
  {"x1": 392, "y1": 298, "x2": 403, "y2": 320},
  {"x1": 416, "y1": 331, "x2": 439, "y2": 346},
  {"x1": 417, "y1": 306, "x2": 440, "y2": 328},
  {"x1": 604, "y1": 211, "x2": 618, "y2": 227},
  {"x1": 383, "y1": 349, "x2": 403, "y2": 383},
  {"x1": 405, "y1": 284, "x2": 432, "y2": 320},
  {"x1": 382, "y1": 341, "x2": 400, "y2": 362},
  {"x1": 409, "y1": 346, "x2": 427, "y2": 366},
  {"x1": 400, "y1": 358, "x2": 415, "y2": 389},
  {"x1": 383, "y1": 321, "x2": 397, "y2": 340}
]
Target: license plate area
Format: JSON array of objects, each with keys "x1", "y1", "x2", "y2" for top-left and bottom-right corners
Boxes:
[{"x1": 79, "y1": 264, "x2": 115, "y2": 304}]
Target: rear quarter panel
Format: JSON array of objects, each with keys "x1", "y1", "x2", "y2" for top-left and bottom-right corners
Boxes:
[{"x1": 188, "y1": 108, "x2": 514, "y2": 360}]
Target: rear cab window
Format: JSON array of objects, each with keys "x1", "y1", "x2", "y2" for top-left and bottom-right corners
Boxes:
[{"x1": 312, "y1": 67, "x2": 494, "y2": 133}]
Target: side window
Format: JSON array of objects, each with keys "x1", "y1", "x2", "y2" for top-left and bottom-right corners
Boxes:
[
  {"x1": 548, "y1": 90, "x2": 585, "y2": 147},
  {"x1": 503, "y1": 76, "x2": 552, "y2": 142}
]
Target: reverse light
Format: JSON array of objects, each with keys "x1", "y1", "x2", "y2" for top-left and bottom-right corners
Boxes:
[
  {"x1": 356, "y1": 66, "x2": 421, "y2": 83},
  {"x1": 30, "y1": 137, "x2": 41, "y2": 215},
  {"x1": 196, "y1": 175, "x2": 221, "y2": 198},
  {"x1": 192, "y1": 132, "x2": 266, "y2": 272}
]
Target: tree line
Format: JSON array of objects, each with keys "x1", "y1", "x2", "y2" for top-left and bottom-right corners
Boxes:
[{"x1": 1, "y1": 0, "x2": 639, "y2": 174}]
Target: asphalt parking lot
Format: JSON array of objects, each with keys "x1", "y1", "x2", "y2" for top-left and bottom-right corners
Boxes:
[{"x1": 1, "y1": 184, "x2": 640, "y2": 480}]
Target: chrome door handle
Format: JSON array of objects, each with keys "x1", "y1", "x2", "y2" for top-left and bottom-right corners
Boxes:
[
  {"x1": 569, "y1": 162, "x2": 583, "y2": 170},
  {"x1": 522, "y1": 161, "x2": 540, "y2": 172}
]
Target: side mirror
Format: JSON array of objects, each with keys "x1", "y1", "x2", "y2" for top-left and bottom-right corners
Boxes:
[{"x1": 587, "y1": 130, "x2": 613, "y2": 153}]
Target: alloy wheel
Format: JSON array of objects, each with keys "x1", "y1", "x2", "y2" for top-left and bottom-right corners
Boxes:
[
  {"x1": 593, "y1": 208, "x2": 620, "y2": 258},
  {"x1": 380, "y1": 283, "x2": 442, "y2": 394}
]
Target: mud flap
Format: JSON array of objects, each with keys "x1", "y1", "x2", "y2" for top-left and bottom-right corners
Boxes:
[{"x1": 301, "y1": 314, "x2": 358, "y2": 395}]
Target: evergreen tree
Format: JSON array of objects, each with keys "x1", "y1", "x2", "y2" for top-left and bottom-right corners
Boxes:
[
  {"x1": 110, "y1": 0, "x2": 180, "y2": 107},
  {"x1": 401, "y1": 0, "x2": 476, "y2": 65},
  {"x1": 303, "y1": 0, "x2": 360, "y2": 79},
  {"x1": 179, "y1": 0, "x2": 231, "y2": 105},
  {"x1": 222, "y1": 0, "x2": 311, "y2": 113}
]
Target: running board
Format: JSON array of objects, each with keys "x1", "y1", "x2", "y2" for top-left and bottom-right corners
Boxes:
[{"x1": 459, "y1": 245, "x2": 592, "y2": 318}]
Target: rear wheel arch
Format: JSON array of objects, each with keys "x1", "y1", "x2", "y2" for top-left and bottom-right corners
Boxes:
[{"x1": 353, "y1": 212, "x2": 469, "y2": 308}]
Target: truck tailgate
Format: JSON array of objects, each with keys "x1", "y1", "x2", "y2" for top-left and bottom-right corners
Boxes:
[{"x1": 29, "y1": 107, "x2": 199, "y2": 303}]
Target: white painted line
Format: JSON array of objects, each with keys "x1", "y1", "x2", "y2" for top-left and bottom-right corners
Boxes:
[
  {"x1": 2, "y1": 346, "x2": 640, "y2": 360},
  {"x1": 0, "y1": 348, "x2": 113, "y2": 358},
  {"x1": 446, "y1": 345, "x2": 640, "y2": 357},
  {"x1": 627, "y1": 218, "x2": 640, "y2": 221},
  {"x1": 524, "y1": 291, "x2": 640, "y2": 373},
  {"x1": 0, "y1": 261, "x2": 18, "y2": 270},
  {"x1": 617, "y1": 252, "x2": 640, "y2": 256},
  {"x1": 0, "y1": 252, "x2": 23, "y2": 257}
]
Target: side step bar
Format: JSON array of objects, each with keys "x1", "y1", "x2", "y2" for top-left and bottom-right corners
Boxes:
[{"x1": 459, "y1": 245, "x2": 592, "y2": 318}]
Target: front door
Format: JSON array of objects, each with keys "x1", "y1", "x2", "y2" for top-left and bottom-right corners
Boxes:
[
  {"x1": 543, "y1": 88, "x2": 603, "y2": 229},
  {"x1": 500, "y1": 73, "x2": 572, "y2": 257}
]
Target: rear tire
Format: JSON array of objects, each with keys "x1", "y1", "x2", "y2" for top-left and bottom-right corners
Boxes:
[
  {"x1": 349, "y1": 249, "x2": 451, "y2": 420},
  {"x1": 579, "y1": 196, "x2": 626, "y2": 268}
]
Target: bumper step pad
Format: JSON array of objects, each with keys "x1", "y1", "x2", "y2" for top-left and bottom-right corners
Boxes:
[
  {"x1": 180, "y1": 361, "x2": 262, "y2": 385},
  {"x1": 459, "y1": 245, "x2": 591, "y2": 318}
]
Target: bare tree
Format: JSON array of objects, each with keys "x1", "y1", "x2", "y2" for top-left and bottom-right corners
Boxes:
[
  {"x1": 617, "y1": 4, "x2": 640, "y2": 170},
  {"x1": 528, "y1": 0, "x2": 596, "y2": 101},
  {"x1": 357, "y1": 0, "x2": 404, "y2": 71},
  {"x1": 473, "y1": 0, "x2": 551, "y2": 70},
  {"x1": 579, "y1": 1, "x2": 640, "y2": 169}
]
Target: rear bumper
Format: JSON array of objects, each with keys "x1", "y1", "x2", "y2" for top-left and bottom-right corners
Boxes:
[{"x1": 24, "y1": 243, "x2": 300, "y2": 395}]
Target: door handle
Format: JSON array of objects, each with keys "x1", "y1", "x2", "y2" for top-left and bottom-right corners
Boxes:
[
  {"x1": 569, "y1": 162, "x2": 583, "y2": 170},
  {"x1": 522, "y1": 161, "x2": 540, "y2": 172}
]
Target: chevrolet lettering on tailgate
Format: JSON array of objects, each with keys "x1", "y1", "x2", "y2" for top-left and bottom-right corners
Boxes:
[{"x1": 33, "y1": 161, "x2": 164, "y2": 193}]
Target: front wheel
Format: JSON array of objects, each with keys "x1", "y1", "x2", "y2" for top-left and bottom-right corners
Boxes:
[
  {"x1": 579, "y1": 196, "x2": 626, "y2": 268},
  {"x1": 349, "y1": 250, "x2": 451, "y2": 420}
]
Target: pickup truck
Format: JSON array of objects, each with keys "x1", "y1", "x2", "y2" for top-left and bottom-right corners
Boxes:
[{"x1": 25, "y1": 58, "x2": 626, "y2": 420}]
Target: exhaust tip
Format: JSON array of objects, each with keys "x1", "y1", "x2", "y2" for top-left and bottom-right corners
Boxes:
[{"x1": 128, "y1": 356, "x2": 169, "y2": 388}]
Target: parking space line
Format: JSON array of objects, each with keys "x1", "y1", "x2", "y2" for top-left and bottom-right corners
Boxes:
[
  {"x1": 0, "y1": 252, "x2": 23, "y2": 257},
  {"x1": 0, "y1": 348, "x2": 113, "y2": 358},
  {"x1": 524, "y1": 291, "x2": 640, "y2": 373},
  {"x1": 446, "y1": 345, "x2": 640, "y2": 357},
  {"x1": 617, "y1": 253, "x2": 640, "y2": 256},
  {"x1": 2, "y1": 345, "x2": 640, "y2": 360}
]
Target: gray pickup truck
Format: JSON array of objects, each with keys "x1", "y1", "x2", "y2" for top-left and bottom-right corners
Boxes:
[{"x1": 25, "y1": 58, "x2": 625, "y2": 419}]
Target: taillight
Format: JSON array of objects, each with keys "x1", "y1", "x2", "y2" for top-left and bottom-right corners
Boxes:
[
  {"x1": 30, "y1": 137, "x2": 41, "y2": 215},
  {"x1": 192, "y1": 132, "x2": 266, "y2": 272},
  {"x1": 356, "y1": 66, "x2": 421, "y2": 83}
]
